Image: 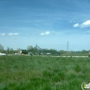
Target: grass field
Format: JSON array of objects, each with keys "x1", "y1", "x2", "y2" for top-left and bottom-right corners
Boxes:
[{"x1": 0, "y1": 56, "x2": 90, "y2": 90}]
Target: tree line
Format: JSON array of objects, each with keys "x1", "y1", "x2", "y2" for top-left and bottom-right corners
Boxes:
[
  {"x1": 0, "y1": 44, "x2": 89, "y2": 56},
  {"x1": 0, "y1": 44, "x2": 60, "y2": 55}
]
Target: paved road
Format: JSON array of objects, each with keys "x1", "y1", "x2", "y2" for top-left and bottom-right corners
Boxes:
[
  {"x1": 52, "y1": 56, "x2": 89, "y2": 57},
  {"x1": 1, "y1": 54, "x2": 89, "y2": 58}
]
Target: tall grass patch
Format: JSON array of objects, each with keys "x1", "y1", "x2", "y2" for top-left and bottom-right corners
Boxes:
[{"x1": 0, "y1": 56, "x2": 90, "y2": 90}]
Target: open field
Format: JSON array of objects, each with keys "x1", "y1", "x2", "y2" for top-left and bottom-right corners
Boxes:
[{"x1": 0, "y1": 56, "x2": 90, "y2": 90}]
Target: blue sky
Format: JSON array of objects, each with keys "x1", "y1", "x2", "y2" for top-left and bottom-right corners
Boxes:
[{"x1": 0, "y1": 0, "x2": 90, "y2": 51}]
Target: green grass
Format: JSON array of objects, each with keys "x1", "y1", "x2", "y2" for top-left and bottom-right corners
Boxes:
[{"x1": 0, "y1": 56, "x2": 90, "y2": 90}]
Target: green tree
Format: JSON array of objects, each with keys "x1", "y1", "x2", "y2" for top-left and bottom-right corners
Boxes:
[
  {"x1": 0, "y1": 44, "x2": 4, "y2": 52},
  {"x1": 60, "y1": 50, "x2": 66, "y2": 55},
  {"x1": 27, "y1": 46, "x2": 33, "y2": 51},
  {"x1": 7, "y1": 47, "x2": 14, "y2": 54},
  {"x1": 27, "y1": 45, "x2": 35, "y2": 54}
]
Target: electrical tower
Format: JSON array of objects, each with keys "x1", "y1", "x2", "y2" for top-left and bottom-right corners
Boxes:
[{"x1": 67, "y1": 41, "x2": 69, "y2": 54}]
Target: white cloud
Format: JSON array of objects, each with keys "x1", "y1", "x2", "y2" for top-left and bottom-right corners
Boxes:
[
  {"x1": 0, "y1": 33, "x2": 5, "y2": 36},
  {"x1": 81, "y1": 20, "x2": 90, "y2": 28},
  {"x1": 73, "y1": 23, "x2": 79, "y2": 27},
  {"x1": 45, "y1": 31, "x2": 50, "y2": 35},
  {"x1": 8, "y1": 33, "x2": 19, "y2": 36},
  {"x1": 13, "y1": 33, "x2": 19, "y2": 36},
  {"x1": 41, "y1": 33, "x2": 44, "y2": 36},
  {"x1": 73, "y1": 20, "x2": 90, "y2": 28},
  {"x1": 40, "y1": 31, "x2": 50, "y2": 36},
  {"x1": 8, "y1": 33, "x2": 13, "y2": 36}
]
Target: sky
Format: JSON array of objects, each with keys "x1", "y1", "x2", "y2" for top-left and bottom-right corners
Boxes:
[{"x1": 0, "y1": 0, "x2": 90, "y2": 51}]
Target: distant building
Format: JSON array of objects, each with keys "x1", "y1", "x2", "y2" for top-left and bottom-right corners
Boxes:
[
  {"x1": 34, "y1": 44, "x2": 42, "y2": 51},
  {"x1": 34, "y1": 44, "x2": 43, "y2": 55},
  {"x1": 18, "y1": 44, "x2": 42, "y2": 55},
  {"x1": 19, "y1": 50, "x2": 28, "y2": 54}
]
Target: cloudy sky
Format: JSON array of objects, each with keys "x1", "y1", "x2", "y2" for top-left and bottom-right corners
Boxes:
[{"x1": 0, "y1": 0, "x2": 90, "y2": 51}]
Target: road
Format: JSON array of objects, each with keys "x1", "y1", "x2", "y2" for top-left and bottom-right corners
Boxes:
[{"x1": 52, "y1": 56, "x2": 89, "y2": 57}]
